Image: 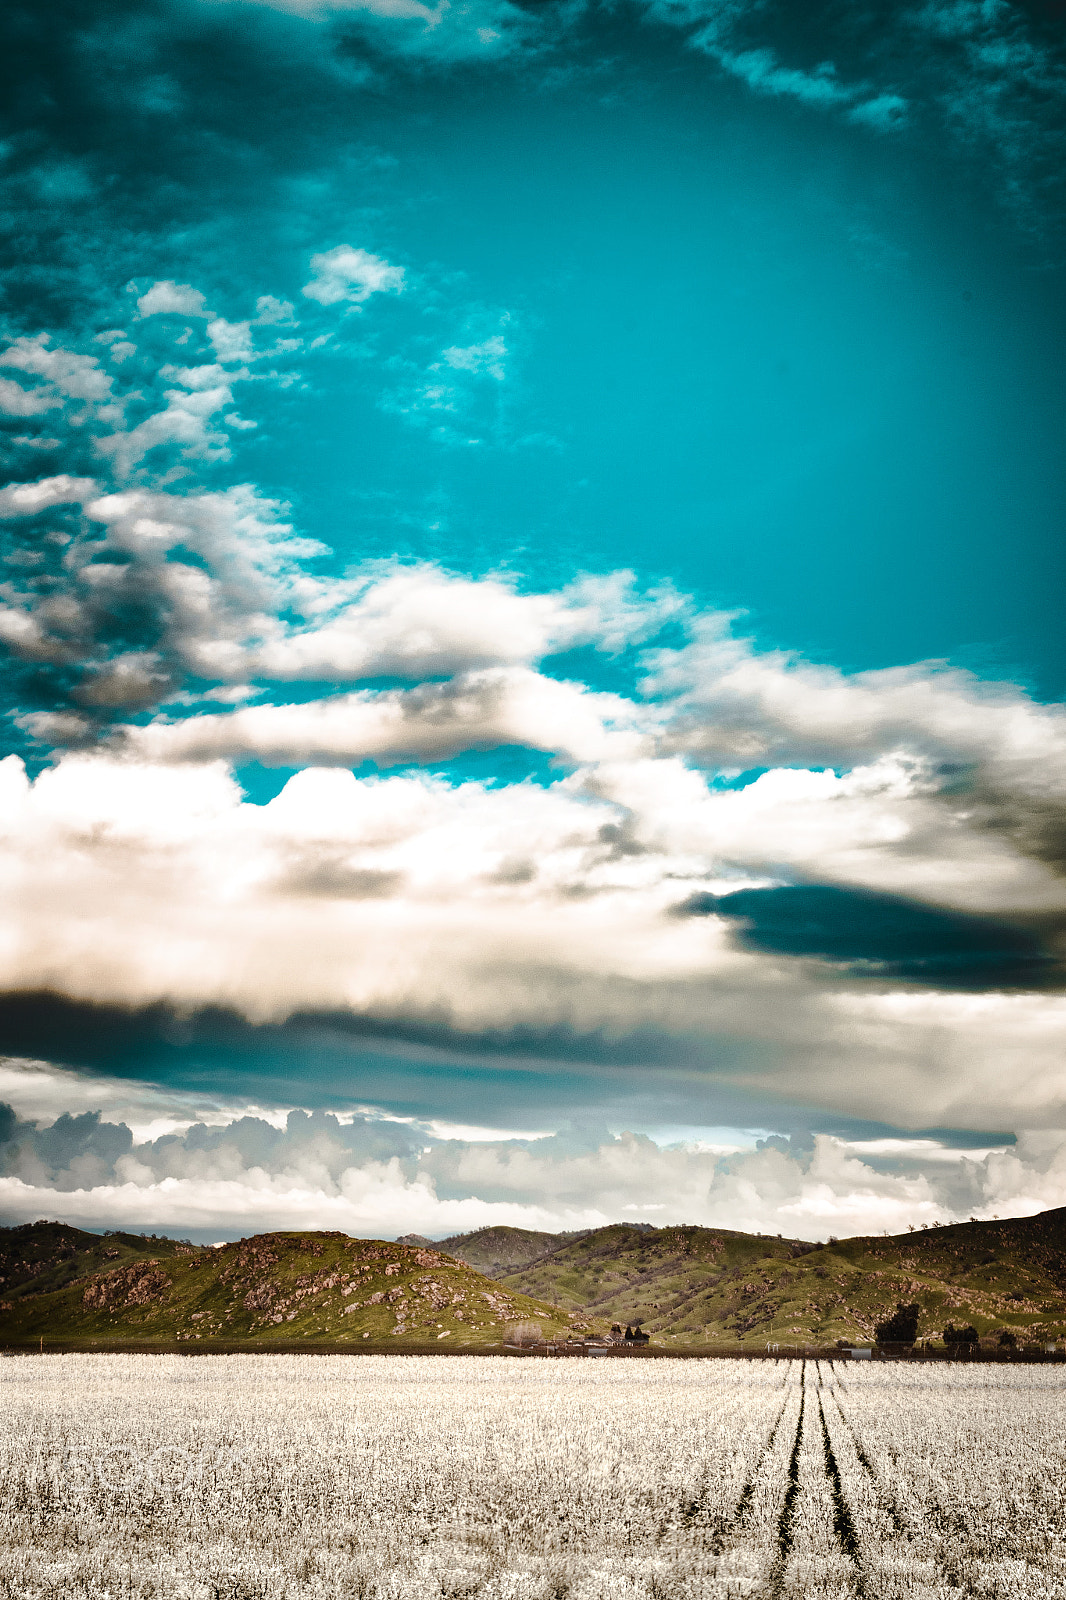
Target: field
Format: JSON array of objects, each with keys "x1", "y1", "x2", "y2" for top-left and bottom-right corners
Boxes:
[{"x1": 1, "y1": 1355, "x2": 1064, "y2": 1599}]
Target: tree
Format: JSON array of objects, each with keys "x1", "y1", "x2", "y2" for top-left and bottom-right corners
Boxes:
[
  {"x1": 875, "y1": 1302, "x2": 919, "y2": 1345},
  {"x1": 997, "y1": 1329, "x2": 1017, "y2": 1348},
  {"x1": 943, "y1": 1323, "x2": 979, "y2": 1348}
]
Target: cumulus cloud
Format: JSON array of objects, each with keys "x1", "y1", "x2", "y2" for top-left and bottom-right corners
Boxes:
[
  {"x1": 0, "y1": 378, "x2": 64, "y2": 418},
  {"x1": 1, "y1": 1082, "x2": 1063, "y2": 1239},
  {"x1": 0, "y1": 481, "x2": 318, "y2": 710},
  {"x1": 135, "y1": 281, "x2": 211, "y2": 319},
  {"x1": 0, "y1": 475, "x2": 98, "y2": 518},
  {"x1": 0, "y1": 336, "x2": 114, "y2": 423},
  {"x1": 301, "y1": 246, "x2": 406, "y2": 306}
]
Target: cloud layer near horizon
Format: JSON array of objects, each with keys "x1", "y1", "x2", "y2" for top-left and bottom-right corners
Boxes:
[{"x1": 2, "y1": 1068, "x2": 1065, "y2": 1242}]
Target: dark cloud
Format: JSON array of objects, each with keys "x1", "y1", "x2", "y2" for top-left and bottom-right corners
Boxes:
[
  {"x1": 681, "y1": 883, "x2": 1063, "y2": 988},
  {"x1": 0, "y1": 989, "x2": 820, "y2": 1133}
]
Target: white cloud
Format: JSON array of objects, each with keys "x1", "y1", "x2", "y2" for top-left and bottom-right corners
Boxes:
[
  {"x1": 2, "y1": 1093, "x2": 1064, "y2": 1239},
  {"x1": 0, "y1": 331, "x2": 112, "y2": 403},
  {"x1": 96, "y1": 383, "x2": 238, "y2": 472},
  {"x1": 302, "y1": 245, "x2": 406, "y2": 306},
  {"x1": 135, "y1": 281, "x2": 211, "y2": 319},
  {"x1": 0, "y1": 749, "x2": 1063, "y2": 1132},
  {"x1": 253, "y1": 296, "x2": 297, "y2": 326},
  {"x1": 207, "y1": 318, "x2": 254, "y2": 363},
  {"x1": 119, "y1": 668, "x2": 649, "y2": 767},
  {"x1": 649, "y1": 620, "x2": 1066, "y2": 803},
  {"x1": 0, "y1": 377, "x2": 64, "y2": 417},
  {"x1": 0, "y1": 474, "x2": 98, "y2": 517},
  {"x1": 442, "y1": 335, "x2": 508, "y2": 380}
]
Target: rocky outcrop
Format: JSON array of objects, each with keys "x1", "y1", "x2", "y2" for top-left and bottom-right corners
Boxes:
[{"x1": 83, "y1": 1261, "x2": 172, "y2": 1309}]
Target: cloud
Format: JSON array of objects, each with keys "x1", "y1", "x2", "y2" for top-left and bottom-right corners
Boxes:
[
  {"x1": 0, "y1": 745, "x2": 1063, "y2": 1131},
  {"x1": 301, "y1": 246, "x2": 406, "y2": 307},
  {"x1": 207, "y1": 318, "x2": 255, "y2": 362},
  {"x1": 0, "y1": 336, "x2": 114, "y2": 415},
  {"x1": 1, "y1": 1077, "x2": 1063, "y2": 1239},
  {"x1": 219, "y1": 0, "x2": 543, "y2": 62},
  {"x1": 849, "y1": 93, "x2": 909, "y2": 131},
  {"x1": 0, "y1": 475, "x2": 98, "y2": 518},
  {"x1": 442, "y1": 335, "x2": 508, "y2": 380},
  {"x1": 0, "y1": 465, "x2": 677, "y2": 728},
  {"x1": 2, "y1": 443, "x2": 1065, "y2": 1150},
  {"x1": 0, "y1": 481, "x2": 309, "y2": 704},
  {"x1": 118, "y1": 668, "x2": 649, "y2": 767},
  {"x1": 253, "y1": 296, "x2": 297, "y2": 326},
  {"x1": 244, "y1": 568, "x2": 680, "y2": 682},
  {"x1": 712, "y1": 48, "x2": 853, "y2": 106},
  {"x1": 0, "y1": 378, "x2": 64, "y2": 418},
  {"x1": 135, "y1": 281, "x2": 212, "y2": 319}
]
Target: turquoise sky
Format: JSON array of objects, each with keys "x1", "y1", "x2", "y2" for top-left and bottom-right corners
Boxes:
[{"x1": 0, "y1": 0, "x2": 1064, "y2": 1237}]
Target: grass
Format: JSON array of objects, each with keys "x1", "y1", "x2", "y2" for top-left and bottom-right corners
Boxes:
[{"x1": 4, "y1": 1207, "x2": 1065, "y2": 1351}]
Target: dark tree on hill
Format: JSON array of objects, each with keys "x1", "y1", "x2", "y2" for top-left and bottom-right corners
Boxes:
[
  {"x1": 998, "y1": 1329, "x2": 1017, "y2": 1348},
  {"x1": 943, "y1": 1323, "x2": 980, "y2": 1347},
  {"x1": 875, "y1": 1302, "x2": 920, "y2": 1345}
]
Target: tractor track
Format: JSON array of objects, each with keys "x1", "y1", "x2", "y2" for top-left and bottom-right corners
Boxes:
[
  {"x1": 815, "y1": 1382, "x2": 871, "y2": 1600},
  {"x1": 766, "y1": 1362, "x2": 806, "y2": 1599},
  {"x1": 822, "y1": 1369, "x2": 909, "y2": 1539},
  {"x1": 673, "y1": 1378, "x2": 794, "y2": 1554}
]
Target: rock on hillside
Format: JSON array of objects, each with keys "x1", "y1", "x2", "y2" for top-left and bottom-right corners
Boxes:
[
  {"x1": 0, "y1": 1230, "x2": 583, "y2": 1349},
  {"x1": 0, "y1": 1220, "x2": 190, "y2": 1310}
]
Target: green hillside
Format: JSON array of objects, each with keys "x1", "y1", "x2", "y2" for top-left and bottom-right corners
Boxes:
[
  {"x1": 496, "y1": 1212, "x2": 1066, "y2": 1347},
  {"x1": 0, "y1": 1220, "x2": 187, "y2": 1304},
  {"x1": 435, "y1": 1225, "x2": 578, "y2": 1276},
  {"x1": 3, "y1": 1210, "x2": 1065, "y2": 1351},
  {"x1": 0, "y1": 1227, "x2": 582, "y2": 1350}
]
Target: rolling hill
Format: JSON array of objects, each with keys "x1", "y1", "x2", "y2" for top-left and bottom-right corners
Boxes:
[
  {"x1": 465, "y1": 1212, "x2": 1066, "y2": 1348},
  {"x1": 0, "y1": 1219, "x2": 188, "y2": 1301},
  {"x1": 3, "y1": 1209, "x2": 1065, "y2": 1350},
  {"x1": 0, "y1": 1226, "x2": 582, "y2": 1350}
]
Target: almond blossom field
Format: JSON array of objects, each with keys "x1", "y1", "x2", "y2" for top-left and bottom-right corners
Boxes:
[{"x1": 0, "y1": 1354, "x2": 1063, "y2": 1599}]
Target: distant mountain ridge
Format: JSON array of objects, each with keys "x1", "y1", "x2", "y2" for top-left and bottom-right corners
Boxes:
[
  {"x1": 440, "y1": 1212, "x2": 1066, "y2": 1347},
  {"x1": 2, "y1": 1209, "x2": 1064, "y2": 1349}
]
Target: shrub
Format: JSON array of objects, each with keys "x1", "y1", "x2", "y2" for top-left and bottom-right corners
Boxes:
[{"x1": 875, "y1": 1303, "x2": 919, "y2": 1345}]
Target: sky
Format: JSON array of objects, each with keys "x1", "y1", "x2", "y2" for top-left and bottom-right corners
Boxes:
[{"x1": 0, "y1": 0, "x2": 1065, "y2": 1242}]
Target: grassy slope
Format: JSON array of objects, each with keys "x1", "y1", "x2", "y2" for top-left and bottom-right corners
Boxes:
[
  {"x1": 0, "y1": 1228, "x2": 582, "y2": 1350},
  {"x1": 497, "y1": 1212, "x2": 1066, "y2": 1347},
  {"x1": 0, "y1": 1221, "x2": 186, "y2": 1305},
  {"x1": 4, "y1": 1210, "x2": 1065, "y2": 1350},
  {"x1": 437, "y1": 1225, "x2": 576, "y2": 1276}
]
